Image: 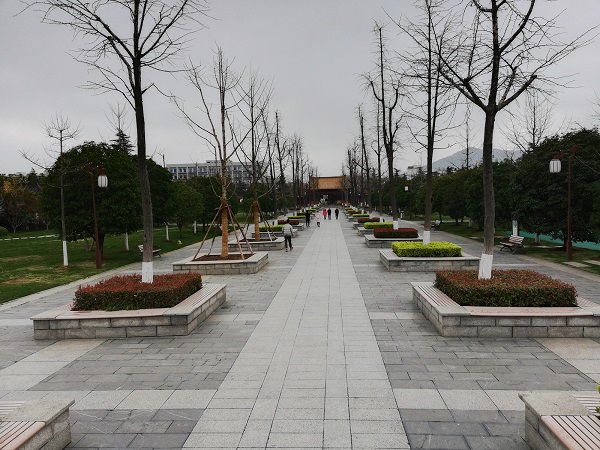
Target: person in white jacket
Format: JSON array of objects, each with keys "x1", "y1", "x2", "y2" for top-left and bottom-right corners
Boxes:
[{"x1": 282, "y1": 219, "x2": 294, "y2": 251}]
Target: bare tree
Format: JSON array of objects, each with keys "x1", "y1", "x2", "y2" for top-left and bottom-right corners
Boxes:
[
  {"x1": 364, "y1": 22, "x2": 403, "y2": 228},
  {"x1": 236, "y1": 70, "x2": 273, "y2": 240},
  {"x1": 26, "y1": 0, "x2": 208, "y2": 282},
  {"x1": 437, "y1": 0, "x2": 593, "y2": 278},
  {"x1": 396, "y1": 0, "x2": 457, "y2": 244},
  {"x1": 502, "y1": 90, "x2": 557, "y2": 154},
  {"x1": 175, "y1": 48, "x2": 248, "y2": 257},
  {"x1": 22, "y1": 113, "x2": 81, "y2": 267}
]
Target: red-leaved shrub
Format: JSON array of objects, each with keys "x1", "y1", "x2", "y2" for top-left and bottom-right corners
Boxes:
[
  {"x1": 435, "y1": 270, "x2": 576, "y2": 307},
  {"x1": 373, "y1": 227, "x2": 419, "y2": 239},
  {"x1": 357, "y1": 217, "x2": 380, "y2": 223},
  {"x1": 278, "y1": 219, "x2": 300, "y2": 225},
  {"x1": 72, "y1": 273, "x2": 203, "y2": 311}
]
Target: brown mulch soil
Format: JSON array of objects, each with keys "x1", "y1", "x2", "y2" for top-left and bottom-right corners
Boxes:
[{"x1": 194, "y1": 253, "x2": 254, "y2": 261}]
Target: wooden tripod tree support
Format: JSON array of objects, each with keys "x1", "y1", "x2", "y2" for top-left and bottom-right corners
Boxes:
[{"x1": 193, "y1": 198, "x2": 253, "y2": 261}]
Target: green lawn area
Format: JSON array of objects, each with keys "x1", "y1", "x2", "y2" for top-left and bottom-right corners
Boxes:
[
  {"x1": 436, "y1": 221, "x2": 600, "y2": 276},
  {"x1": 0, "y1": 226, "x2": 215, "y2": 303}
]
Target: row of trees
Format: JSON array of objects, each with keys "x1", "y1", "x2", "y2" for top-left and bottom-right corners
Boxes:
[{"x1": 344, "y1": 0, "x2": 593, "y2": 278}]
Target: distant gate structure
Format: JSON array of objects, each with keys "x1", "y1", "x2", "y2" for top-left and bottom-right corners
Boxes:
[{"x1": 309, "y1": 176, "x2": 348, "y2": 204}]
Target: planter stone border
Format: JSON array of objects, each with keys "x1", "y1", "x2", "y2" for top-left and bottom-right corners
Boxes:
[
  {"x1": 251, "y1": 230, "x2": 298, "y2": 239},
  {"x1": 32, "y1": 284, "x2": 226, "y2": 340},
  {"x1": 228, "y1": 237, "x2": 285, "y2": 251},
  {"x1": 173, "y1": 251, "x2": 268, "y2": 275},
  {"x1": 412, "y1": 282, "x2": 600, "y2": 338},
  {"x1": 379, "y1": 249, "x2": 479, "y2": 272},
  {"x1": 520, "y1": 392, "x2": 600, "y2": 450},
  {"x1": 364, "y1": 235, "x2": 422, "y2": 248}
]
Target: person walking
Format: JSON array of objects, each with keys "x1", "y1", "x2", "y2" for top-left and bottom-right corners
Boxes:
[
  {"x1": 334, "y1": 208, "x2": 339, "y2": 220},
  {"x1": 304, "y1": 210, "x2": 311, "y2": 227},
  {"x1": 328, "y1": 208, "x2": 332, "y2": 220},
  {"x1": 315, "y1": 211, "x2": 322, "y2": 227},
  {"x1": 323, "y1": 208, "x2": 327, "y2": 220},
  {"x1": 282, "y1": 219, "x2": 293, "y2": 251}
]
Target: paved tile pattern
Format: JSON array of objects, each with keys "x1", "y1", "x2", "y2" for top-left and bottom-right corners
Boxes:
[{"x1": 0, "y1": 217, "x2": 599, "y2": 448}]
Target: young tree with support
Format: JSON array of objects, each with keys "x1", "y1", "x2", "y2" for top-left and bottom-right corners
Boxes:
[
  {"x1": 437, "y1": 0, "x2": 593, "y2": 278},
  {"x1": 26, "y1": 0, "x2": 208, "y2": 283}
]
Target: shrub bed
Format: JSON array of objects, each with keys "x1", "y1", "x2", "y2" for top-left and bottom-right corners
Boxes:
[
  {"x1": 72, "y1": 273, "x2": 203, "y2": 311},
  {"x1": 374, "y1": 227, "x2": 418, "y2": 238},
  {"x1": 278, "y1": 219, "x2": 300, "y2": 225},
  {"x1": 364, "y1": 222, "x2": 393, "y2": 229},
  {"x1": 259, "y1": 225, "x2": 282, "y2": 232},
  {"x1": 392, "y1": 241, "x2": 462, "y2": 257},
  {"x1": 352, "y1": 213, "x2": 370, "y2": 218},
  {"x1": 435, "y1": 270, "x2": 577, "y2": 307},
  {"x1": 0, "y1": 226, "x2": 8, "y2": 237},
  {"x1": 357, "y1": 217, "x2": 380, "y2": 224}
]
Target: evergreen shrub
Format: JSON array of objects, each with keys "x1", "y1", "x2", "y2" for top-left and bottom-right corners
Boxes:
[
  {"x1": 73, "y1": 273, "x2": 203, "y2": 311},
  {"x1": 435, "y1": 270, "x2": 577, "y2": 307},
  {"x1": 373, "y1": 227, "x2": 418, "y2": 238},
  {"x1": 392, "y1": 241, "x2": 462, "y2": 257}
]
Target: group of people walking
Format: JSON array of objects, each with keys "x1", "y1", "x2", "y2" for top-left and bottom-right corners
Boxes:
[{"x1": 314, "y1": 207, "x2": 338, "y2": 227}]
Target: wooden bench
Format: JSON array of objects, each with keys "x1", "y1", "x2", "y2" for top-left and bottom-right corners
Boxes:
[
  {"x1": 138, "y1": 245, "x2": 161, "y2": 258},
  {"x1": 499, "y1": 235, "x2": 525, "y2": 253},
  {"x1": 0, "y1": 399, "x2": 73, "y2": 450},
  {"x1": 541, "y1": 415, "x2": 600, "y2": 449},
  {"x1": 431, "y1": 220, "x2": 442, "y2": 230}
]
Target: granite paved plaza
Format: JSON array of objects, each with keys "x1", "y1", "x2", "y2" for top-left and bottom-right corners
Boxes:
[{"x1": 0, "y1": 214, "x2": 599, "y2": 449}]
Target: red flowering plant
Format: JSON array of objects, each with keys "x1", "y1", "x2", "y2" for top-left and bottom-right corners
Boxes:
[
  {"x1": 435, "y1": 270, "x2": 577, "y2": 307},
  {"x1": 357, "y1": 217, "x2": 380, "y2": 223},
  {"x1": 278, "y1": 219, "x2": 300, "y2": 225},
  {"x1": 72, "y1": 273, "x2": 203, "y2": 311},
  {"x1": 373, "y1": 227, "x2": 418, "y2": 239}
]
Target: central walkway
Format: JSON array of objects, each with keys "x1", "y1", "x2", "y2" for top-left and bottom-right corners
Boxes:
[{"x1": 185, "y1": 220, "x2": 409, "y2": 448}]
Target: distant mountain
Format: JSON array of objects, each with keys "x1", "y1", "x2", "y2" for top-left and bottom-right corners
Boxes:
[{"x1": 432, "y1": 147, "x2": 516, "y2": 172}]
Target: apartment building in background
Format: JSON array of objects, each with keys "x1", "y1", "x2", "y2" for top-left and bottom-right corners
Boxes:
[{"x1": 167, "y1": 160, "x2": 253, "y2": 184}]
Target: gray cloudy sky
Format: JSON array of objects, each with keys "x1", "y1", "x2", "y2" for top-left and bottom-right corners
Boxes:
[{"x1": 1, "y1": 1, "x2": 598, "y2": 176}]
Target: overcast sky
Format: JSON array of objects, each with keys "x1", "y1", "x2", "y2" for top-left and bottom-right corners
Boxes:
[{"x1": 1, "y1": 0, "x2": 598, "y2": 176}]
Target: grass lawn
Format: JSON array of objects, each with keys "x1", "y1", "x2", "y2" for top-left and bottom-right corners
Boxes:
[
  {"x1": 436, "y1": 221, "x2": 600, "y2": 276},
  {"x1": 0, "y1": 226, "x2": 216, "y2": 304}
]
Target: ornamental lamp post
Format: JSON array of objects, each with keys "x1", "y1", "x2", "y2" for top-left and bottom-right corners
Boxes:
[
  {"x1": 549, "y1": 146, "x2": 576, "y2": 260},
  {"x1": 86, "y1": 165, "x2": 108, "y2": 269}
]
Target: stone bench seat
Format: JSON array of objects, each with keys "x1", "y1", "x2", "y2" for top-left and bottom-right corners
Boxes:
[
  {"x1": 520, "y1": 392, "x2": 600, "y2": 450},
  {"x1": 0, "y1": 399, "x2": 73, "y2": 450}
]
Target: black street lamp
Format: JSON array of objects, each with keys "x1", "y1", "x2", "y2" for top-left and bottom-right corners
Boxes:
[
  {"x1": 549, "y1": 146, "x2": 576, "y2": 260},
  {"x1": 86, "y1": 165, "x2": 108, "y2": 269}
]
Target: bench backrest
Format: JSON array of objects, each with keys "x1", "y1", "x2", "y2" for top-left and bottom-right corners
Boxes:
[{"x1": 509, "y1": 235, "x2": 524, "y2": 244}]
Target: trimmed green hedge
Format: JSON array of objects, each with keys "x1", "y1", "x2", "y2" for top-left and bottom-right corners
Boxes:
[
  {"x1": 259, "y1": 225, "x2": 283, "y2": 232},
  {"x1": 373, "y1": 227, "x2": 418, "y2": 239},
  {"x1": 0, "y1": 226, "x2": 8, "y2": 237},
  {"x1": 435, "y1": 270, "x2": 577, "y2": 307},
  {"x1": 73, "y1": 273, "x2": 203, "y2": 311},
  {"x1": 364, "y1": 222, "x2": 393, "y2": 229},
  {"x1": 352, "y1": 213, "x2": 370, "y2": 217},
  {"x1": 392, "y1": 241, "x2": 462, "y2": 257}
]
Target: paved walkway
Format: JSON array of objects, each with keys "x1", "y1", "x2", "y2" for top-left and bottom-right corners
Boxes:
[{"x1": 0, "y1": 213, "x2": 599, "y2": 449}]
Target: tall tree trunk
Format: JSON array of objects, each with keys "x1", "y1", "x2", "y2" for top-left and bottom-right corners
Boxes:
[{"x1": 479, "y1": 112, "x2": 496, "y2": 279}]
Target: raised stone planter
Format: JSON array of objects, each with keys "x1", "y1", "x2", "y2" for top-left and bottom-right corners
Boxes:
[
  {"x1": 412, "y1": 282, "x2": 600, "y2": 338},
  {"x1": 364, "y1": 235, "x2": 422, "y2": 248},
  {"x1": 251, "y1": 230, "x2": 298, "y2": 239},
  {"x1": 173, "y1": 252, "x2": 268, "y2": 275},
  {"x1": 520, "y1": 392, "x2": 600, "y2": 450},
  {"x1": 379, "y1": 249, "x2": 479, "y2": 272},
  {"x1": 31, "y1": 284, "x2": 226, "y2": 340},
  {"x1": 228, "y1": 237, "x2": 285, "y2": 251},
  {"x1": 0, "y1": 399, "x2": 74, "y2": 450}
]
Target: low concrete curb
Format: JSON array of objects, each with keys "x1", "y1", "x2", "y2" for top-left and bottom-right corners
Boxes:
[
  {"x1": 380, "y1": 250, "x2": 479, "y2": 272},
  {"x1": 173, "y1": 252, "x2": 268, "y2": 275}
]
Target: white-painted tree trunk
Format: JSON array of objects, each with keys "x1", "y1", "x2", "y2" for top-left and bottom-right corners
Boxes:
[
  {"x1": 142, "y1": 261, "x2": 153, "y2": 283},
  {"x1": 62, "y1": 240, "x2": 68, "y2": 266},
  {"x1": 535, "y1": 233, "x2": 540, "y2": 244},
  {"x1": 393, "y1": 220, "x2": 399, "y2": 230},
  {"x1": 165, "y1": 224, "x2": 169, "y2": 241},
  {"x1": 422, "y1": 230, "x2": 431, "y2": 245},
  {"x1": 478, "y1": 253, "x2": 494, "y2": 279},
  {"x1": 124, "y1": 232, "x2": 129, "y2": 251},
  {"x1": 193, "y1": 221, "x2": 197, "y2": 234}
]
